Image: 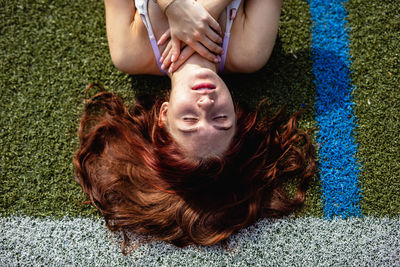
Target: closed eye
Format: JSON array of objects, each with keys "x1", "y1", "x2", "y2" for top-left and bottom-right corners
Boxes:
[
  {"x1": 183, "y1": 117, "x2": 198, "y2": 122},
  {"x1": 178, "y1": 124, "x2": 232, "y2": 133},
  {"x1": 213, "y1": 115, "x2": 228, "y2": 120}
]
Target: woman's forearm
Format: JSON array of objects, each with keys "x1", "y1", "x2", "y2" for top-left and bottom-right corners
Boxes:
[
  {"x1": 156, "y1": 0, "x2": 232, "y2": 20},
  {"x1": 197, "y1": 0, "x2": 233, "y2": 20},
  {"x1": 155, "y1": 0, "x2": 175, "y2": 13}
]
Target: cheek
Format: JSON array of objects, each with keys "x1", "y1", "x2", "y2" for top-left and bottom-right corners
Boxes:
[
  {"x1": 174, "y1": 97, "x2": 197, "y2": 115},
  {"x1": 220, "y1": 95, "x2": 235, "y2": 112},
  {"x1": 170, "y1": 88, "x2": 192, "y2": 105}
]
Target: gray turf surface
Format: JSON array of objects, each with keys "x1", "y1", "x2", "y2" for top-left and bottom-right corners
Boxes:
[{"x1": 1, "y1": 216, "x2": 399, "y2": 266}]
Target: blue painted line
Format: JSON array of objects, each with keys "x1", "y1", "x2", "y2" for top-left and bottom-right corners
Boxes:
[{"x1": 309, "y1": 0, "x2": 363, "y2": 218}]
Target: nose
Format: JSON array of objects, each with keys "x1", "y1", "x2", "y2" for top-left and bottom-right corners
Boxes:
[{"x1": 197, "y1": 96, "x2": 214, "y2": 110}]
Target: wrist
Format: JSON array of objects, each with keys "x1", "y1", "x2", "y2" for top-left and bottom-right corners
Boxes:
[
  {"x1": 158, "y1": 0, "x2": 184, "y2": 14},
  {"x1": 197, "y1": 0, "x2": 232, "y2": 20}
]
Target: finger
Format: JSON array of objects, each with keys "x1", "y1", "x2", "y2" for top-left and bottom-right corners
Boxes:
[
  {"x1": 205, "y1": 27, "x2": 223, "y2": 44},
  {"x1": 160, "y1": 42, "x2": 172, "y2": 66},
  {"x1": 162, "y1": 49, "x2": 173, "y2": 70},
  {"x1": 199, "y1": 36, "x2": 224, "y2": 55},
  {"x1": 169, "y1": 38, "x2": 181, "y2": 63},
  {"x1": 157, "y1": 29, "x2": 170, "y2": 45},
  {"x1": 169, "y1": 46, "x2": 195, "y2": 73},
  {"x1": 162, "y1": 41, "x2": 178, "y2": 70},
  {"x1": 208, "y1": 16, "x2": 222, "y2": 36},
  {"x1": 188, "y1": 40, "x2": 220, "y2": 63},
  {"x1": 161, "y1": 41, "x2": 172, "y2": 60}
]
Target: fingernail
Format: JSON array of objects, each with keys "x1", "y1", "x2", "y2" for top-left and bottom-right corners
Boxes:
[
  {"x1": 214, "y1": 57, "x2": 219, "y2": 63},
  {"x1": 161, "y1": 64, "x2": 165, "y2": 70},
  {"x1": 157, "y1": 40, "x2": 161, "y2": 45},
  {"x1": 171, "y1": 55, "x2": 175, "y2": 62},
  {"x1": 168, "y1": 67, "x2": 173, "y2": 73},
  {"x1": 160, "y1": 56, "x2": 164, "y2": 63}
]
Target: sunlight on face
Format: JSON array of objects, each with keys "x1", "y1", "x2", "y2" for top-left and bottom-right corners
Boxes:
[{"x1": 160, "y1": 68, "x2": 236, "y2": 159}]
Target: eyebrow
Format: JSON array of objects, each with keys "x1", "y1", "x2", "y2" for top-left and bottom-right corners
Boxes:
[{"x1": 178, "y1": 124, "x2": 233, "y2": 133}]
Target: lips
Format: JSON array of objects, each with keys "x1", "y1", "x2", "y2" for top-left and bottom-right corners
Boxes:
[{"x1": 191, "y1": 83, "x2": 216, "y2": 90}]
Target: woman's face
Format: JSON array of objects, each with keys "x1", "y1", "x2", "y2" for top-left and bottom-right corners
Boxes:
[{"x1": 160, "y1": 68, "x2": 236, "y2": 159}]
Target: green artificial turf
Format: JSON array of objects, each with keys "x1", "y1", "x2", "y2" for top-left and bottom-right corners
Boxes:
[
  {"x1": 2, "y1": 1, "x2": 400, "y2": 264},
  {"x1": 0, "y1": 0, "x2": 132, "y2": 217},
  {"x1": 1, "y1": 0, "x2": 321, "y2": 218},
  {"x1": 347, "y1": 0, "x2": 400, "y2": 216}
]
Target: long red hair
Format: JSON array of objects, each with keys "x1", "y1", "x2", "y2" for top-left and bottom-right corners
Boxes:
[{"x1": 74, "y1": 84, "x2": 316, "y2": 252}]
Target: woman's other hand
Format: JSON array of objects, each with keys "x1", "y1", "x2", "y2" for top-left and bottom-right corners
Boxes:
[
  {"x1": 159, "y1": 31, "x2": 196, "y2": 73},
  {"x1": 157, "y1": 0, "x2": 223, "y2": 65}
]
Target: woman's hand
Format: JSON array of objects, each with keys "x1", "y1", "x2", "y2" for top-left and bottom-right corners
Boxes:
[
  {"x1": 159, "y1": 30, "x2": 196, "y2": 72},
  {"x1": 157, "y1": 0, "x2": 224, "y2": 65}
]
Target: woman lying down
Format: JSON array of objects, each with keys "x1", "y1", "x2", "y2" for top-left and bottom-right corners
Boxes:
[{"x1": 74, "y1": 0, "x2": 316, "y2": 253}]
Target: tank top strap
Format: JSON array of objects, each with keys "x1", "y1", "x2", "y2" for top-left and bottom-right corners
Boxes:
[
  {"x1": 135, "y1": 0, "x2": 167, "y2": 75},
  {"x1": 218, "y1": 0, "x2": 242, "y2": 73}
]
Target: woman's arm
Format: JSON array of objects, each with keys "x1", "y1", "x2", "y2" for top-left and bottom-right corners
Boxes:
[
  {"x1": 104, "y1": 0, "x2": 153, "y2": 73},
  {"x1": 199, "y1": 0, "x2": 234, "y2": 19},
  {"x1": 226, "y1": 0, "x2": 283, "y2": 73}
]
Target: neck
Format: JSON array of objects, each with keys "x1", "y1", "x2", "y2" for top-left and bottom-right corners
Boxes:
[{"x1": 170, "y1": 54, "x2": 217, "y2": 84}]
